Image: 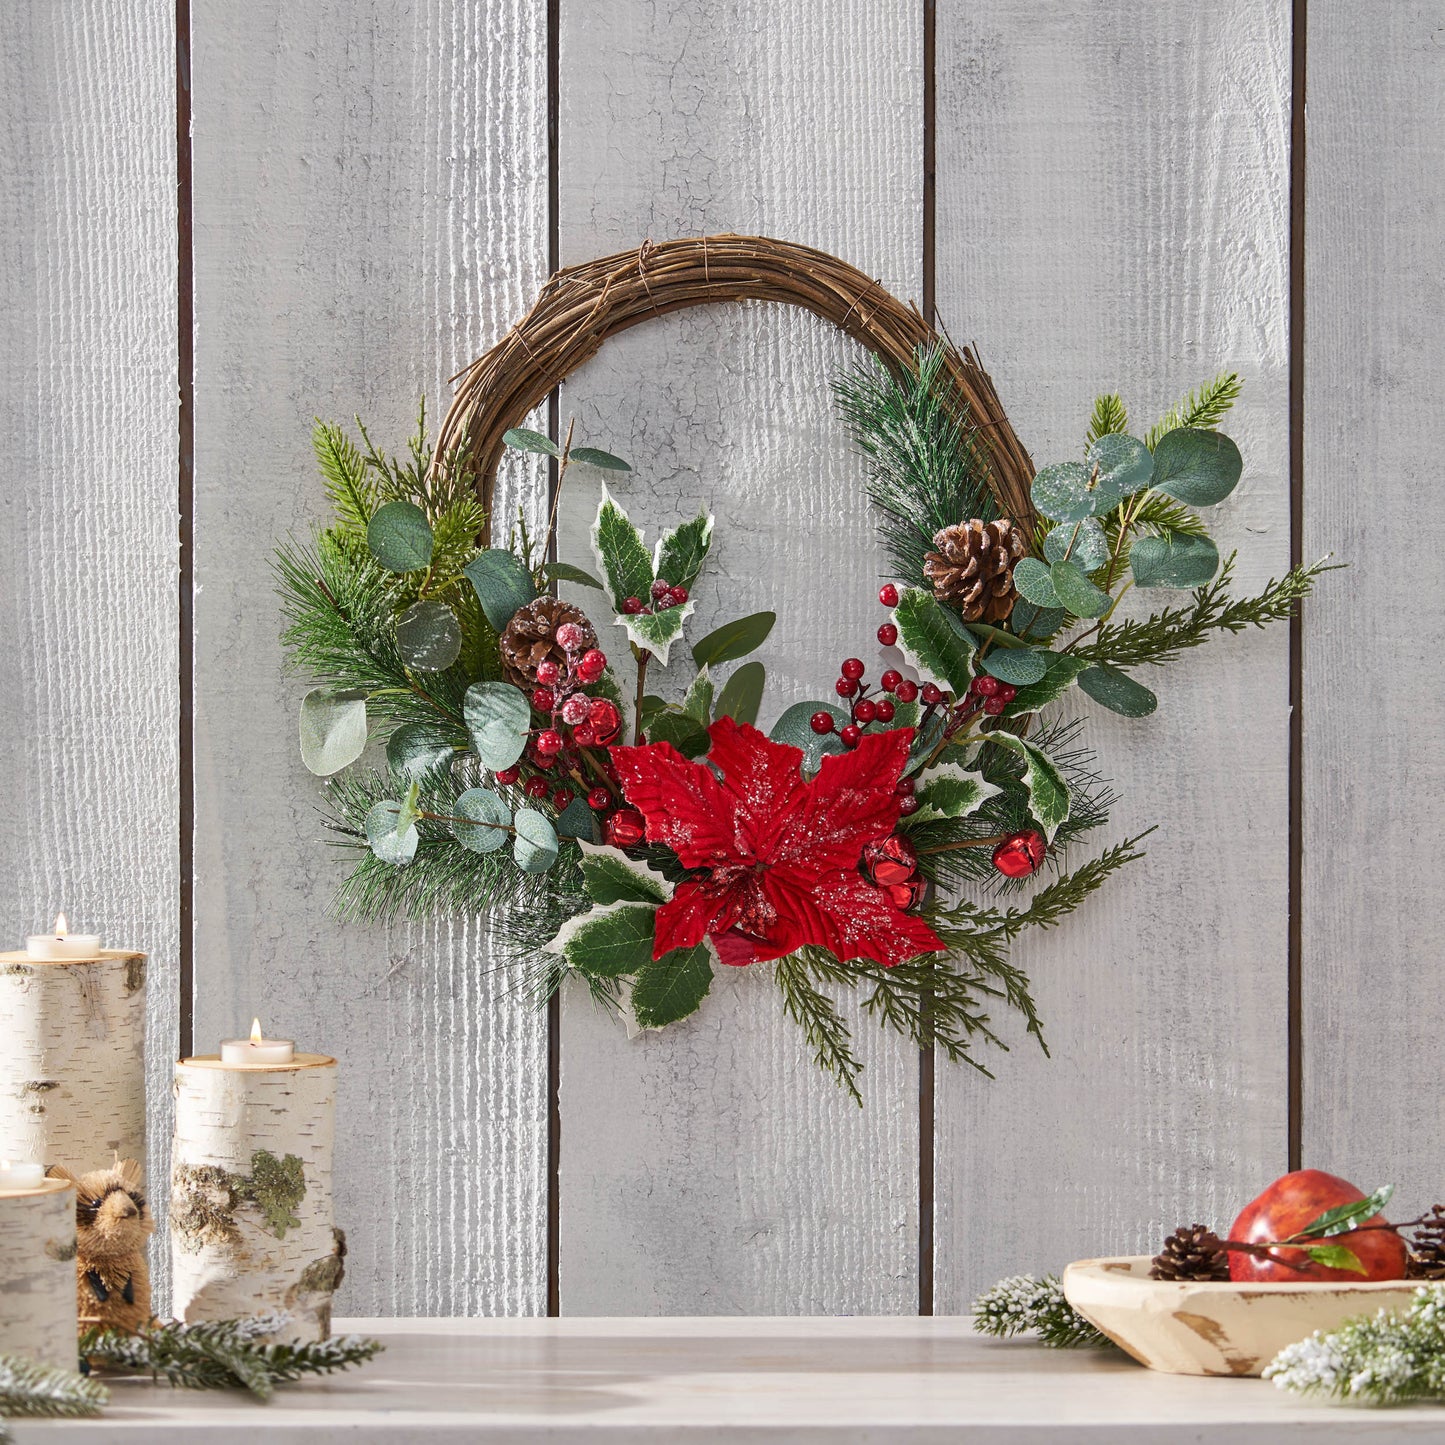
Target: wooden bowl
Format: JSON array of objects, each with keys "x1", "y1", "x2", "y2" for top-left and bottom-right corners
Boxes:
[{"x1": 1062, "y1": 1255, "x2": 1419, "y2": 1377}]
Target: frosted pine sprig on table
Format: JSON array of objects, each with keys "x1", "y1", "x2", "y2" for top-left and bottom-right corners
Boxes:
[
  {"x1": 0, "y1": 1352, "x2": 108, "y2": 1442},
  {"x1": 1264, "y1": 1284, "x2": 1445, "y2": 1406},
  {"x1": 971, "y1": 1273, "x2": 1115, "y2": 1350}
]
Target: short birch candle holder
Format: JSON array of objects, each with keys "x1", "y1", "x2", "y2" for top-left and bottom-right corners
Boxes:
[
  {"x1": 0, "y1": 1177, "x2": 78, "y2": 1369},
  {"x1": 0, "y1": 946, "x2": 147, "y2": 1175},
  {"x1": 170, "y1": 1052, "x2": 344, "y2": 1343}
]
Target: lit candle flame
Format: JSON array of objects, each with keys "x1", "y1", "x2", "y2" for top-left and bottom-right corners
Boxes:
[
  {"x1": 250, "y1": 1018, "x2": 263, "y2": 1045},
  {"x1": 53, "y1": 912, "x2": 68, "y2": 937}
]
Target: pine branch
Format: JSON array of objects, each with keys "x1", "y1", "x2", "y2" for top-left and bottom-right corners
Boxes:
[
  {"x1": 1264, "y1": 1283, "x2": 1445, "y2": 1405},
  {"x1": 82, "y1": 1316, "x2": 383, "y2": 1402},
  {"x1": 1086, "y1": 392, "x2": 1129, "y2": 445},
  {"x1": 972, "y1": 1274, "x2": 1116, "y2": 1349},
  {"x1": 775, "y1": 953, "x2": 863, "y2": 1104},
  {"x1": 1145, "y1": 371, "x2": 1243, "y2": 448},
  {"x1": 312, "y1": 420, "x2": 378, "y2": 537},
  {"x1": 0, "y1": 1353, "x2": 108, "y2": 1431}
]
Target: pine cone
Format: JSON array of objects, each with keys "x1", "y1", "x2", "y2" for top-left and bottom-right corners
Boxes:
[
  {"x1": 923, "y1": 519, "x2": 1027, "y2": 622},
  {"x1": 1407, "y1": 1204, "x2": 1445, "y2": 1279},
  {"x1": 1150, "y1": 1224, "x2": 1230, "y2": 1281},
  {"x1": 498, "y1": 596, "x2": 597, "y2": 688}
]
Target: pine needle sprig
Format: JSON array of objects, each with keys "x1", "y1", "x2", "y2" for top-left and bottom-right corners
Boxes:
[
  {"x1": 1144, "y1": 371, "x2": 1243, "y2": 449},
  {"x1": 1086, "y1": 392, "x2": 1129, "y2": 445},
  {"x1": 312, "y1": 420, "x2": 378, "y2": 536},
  {"x1": 0, "y1": 1352, "x2": 108, "y2": 1437},
  {"x1": 82, "y1": 1316, "x2": 383, "y2": 1402},
  {"x1": 972, "y1": 1274, "x2": 1116, "y2": 1349}
]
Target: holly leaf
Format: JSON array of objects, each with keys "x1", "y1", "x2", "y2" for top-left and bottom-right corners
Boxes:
[
  {"x1": 548, "y1": 901, "x2": 658, "y2": 977},
  {"x1": 464, "y1": 548, "x2": 540, "y2": 632},
  {"x1": 367, "y1": 500, "x2": 434, "y2": 572},
  {"x1": 690, "y1": 612, "x2": 775, "y2": 669},
  {"x1": 980, "y1": 648, "x2": 1049, "y2": 687},
  {"x1": 578, "y1": 841, "x2": 672, "y2": 905},
  {"x1": 654, "y1": 512, "x2": 714, "y2": 592},
  {"x1": 617, "y1": 601, "x2": 694, "y2": 666},
  {"x1": 1130, "y1": 533, "x2": 1221, "y2": 589},
  {"x1": 395, "y1": 599, "x2": 462, "y2": 671},
  {"x1": 681, "y1": 669, "x2": 714, "y2": 723},
  {"x1": 463, "y1": 681, "x2": 532, "y2": 771},
  {"x1": 543, "y1": 561, "x2": 605, "y2": 591},
  {"x1": 645, "y1": 708, "x2": 710, "y2": 758},
  {"x1": 299, "y1": 687, "x2": 368, "y2": 776},
  {"x1": 1050, "y1": 560, "x2": 1111, "y2": 619},
  {"x1": 1151, "y1": 427, "x2": 1243, "y2": 507},
  {"x1": 1304, "y1": 1245, "x2": 1367, "y2": 1275},
  {"x1": 1299, "y1": 1185, "x2": 1395, "y2": 1240},
  {"x1": 770, "y1": 700, "x2": 847, "y2": 774},
  {"x1": 985, "y1": 733, "x2": 1071, "y2": 840},
  {"x1": 452, "y1": 788, "x2": 511, "y2": 853},
  {"x1": 365, "y1": 800, "x2": 419, "y2": 866},
  {"x1": 512, "y1": 808, "x2": 559, "y2": 873},
  {"x1": 714, "y1": 660, "x2": 765, "y2": 727},
  {"x1": 591, "y1": 487, "x2": 654, "y2": 611},
  {"x1": 386, "y1": 721, "x2": 458, "y2": 780},
  {"x1": 631, "y1": 943, "x2": 714, "y2": 1028},
  {"x1": 568, "y1": 446, "x2": 630, "y2": 471},
  {"x1": 503, "y1": 426, "x2": 559, "y2": 457},
  {"x1": 903, "y1": 764, "x2": 1000, "y2": 827},
  {"x1": 1044, "y1": 518, "x2": 1110, "y2": 571},
  {"x1": 892, "y1": 588, "x2": 976, "y2": 695},
  {"x1": 1077, "y1": 664, "x2": 1158, "y2": 718}
]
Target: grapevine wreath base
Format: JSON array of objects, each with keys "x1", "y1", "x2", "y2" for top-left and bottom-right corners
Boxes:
[{"x1": 277, "y1": 234, "x2": 1327, "y2": 1099}]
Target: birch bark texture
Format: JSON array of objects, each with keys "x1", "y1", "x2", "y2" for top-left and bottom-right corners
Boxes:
[
  {"x1": 0, "y1": 952, "x2": 147, "y2": 1177},
  {"x1": 0, "y1": 1179, "x2": 78, "y2": 1369},
  {"x1": 170, "y1": 1056, "x2": 341, "y2": 1342}
]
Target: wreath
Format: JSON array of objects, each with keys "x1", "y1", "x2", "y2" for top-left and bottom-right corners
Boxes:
[{"x1": 275, "y1": 234, "x2": 1327, "y2": 1100}]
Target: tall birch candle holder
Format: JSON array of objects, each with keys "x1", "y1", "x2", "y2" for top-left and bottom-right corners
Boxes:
[
  {"x1": 0, "y1": 944, "x2": 147, "y2": 1175},
  {"x1": 0, "y1": 1177, "x2": 78, "y2": 1369},
  {"x1": 170, "y1": 1052, "x2": 343, "y2": 1342}
]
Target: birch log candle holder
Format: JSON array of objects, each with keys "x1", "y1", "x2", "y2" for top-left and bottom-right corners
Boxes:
[
  {"x1": 0, "y1": 1176, "x2": 78, "y2": 1369},
  {"x1": 0, "y1": 918, "x2": 146, "y2": 1176},
  {"x1": 170, "y1": 1044, "x2": 344, "y2": 1342}
]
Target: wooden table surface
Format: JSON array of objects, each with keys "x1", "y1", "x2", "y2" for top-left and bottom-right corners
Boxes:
[{"x1": 14, "y1": 1316, "x2": 1445, "y2": 1441}]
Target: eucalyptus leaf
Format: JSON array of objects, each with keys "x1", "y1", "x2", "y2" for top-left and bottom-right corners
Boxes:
[
  {"x1": 690, "y1": 611, "x2": 776, "y2": 669},
  {"x1": 365, "y1": 800, "x2": 419, "y2": 866},
  {"x1": 1030, "y1": 461, "x2": 1097, "y2": 523},
  {"x1": 452, "y1": 788, "x2": 511, "y2": 853},
  {"x1": 548, "y1": 900, "x2": 657, "y2": 977},
  {"x1": 555, "y1": 795, "x2": 598, "y2": 841},
  {"x1": 770, "y1": 700, "x2": 847, "y2": 774},
  {"x1": 1151, "y1": 427, "x2": 1243, "y2": 507},
  {"x1": 632, "y1": 943, "x2": 714, "y2": 1028},
  {"x1": 1050, "y1": 559, "x2": 1111, "y2": 618},
  {"x1": 1087, "y1": 432, "x2": 1155, "y2": 500},
  {"x1": 653, "y1": 512, "x2": 714, "y2": 590},
  {"x1": 1077, "y1": 664, "x2": 1158, "y2": 718},
  {"x1": 980, "y1": 648, "x2": 1049, "y2": 687},
  {"x1": 298, "y1": 687, "x2": 368, "y2": 777},
  {"x1": 1130, "y1": 533, "x2": 1221, "y2": 589},
  {"x1": 892, "y1": 588, "x2": 976, "y2": 695},
  {"x1": 1009, "y1": 601, "x2": 1068, "y2": 642},
  {"x1": 395, "y1": 599, "x2": 462, "y2": 671},
  {"x1": 567, "y1": 446, "x2": 630, "y2": 471},
  {"x1": 1005, "y1": 653, "x2": 1088, "y2": 714},
  {"x1": 502, "y1": 426, "x2": 560, "y2": 457},
  {"x1": 386, "y1": 721, "x2": 457, "y2": 780},
  {"x1": 544, "y1": 561, "x2": 605, "y2": 591},
  {"x1": 986, "y1": 733, "x2": 1071, "y2": 840},
  {"x1": 367, "y1": 500, "x2": 433, "y2": 573},
  {"x1": 591, "y1": 487, "x2": 654, "y2": 611},
  {"x1": 1030, "y1": 435, "x2": 1153, "y2": 522},
  {"x1": 714, "y1": 660, "x2": 765, "y2": 727},
  {"x1": 512, "y1": 807, "x2": 559, "y2": 873},
  {"x1": 463, "y1": 681, "x2": 532, "y2": 771},
  {"x1": 1012, "y1": 557, "x2": 1061, "y2": 609},
  {"x1": 1044, "y1": 518, "x2": 1110, "y2": 571},
  {"x1": 463, "y1": 548, "x2": 539, "y2": 632}
]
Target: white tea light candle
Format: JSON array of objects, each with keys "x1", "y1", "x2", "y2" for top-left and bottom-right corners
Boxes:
[
  {"x1": 26, "y1": 912, "x2": 103, "y2": 960},
  {"x1": 220, "y1": 1018, "x2": 296, "y2": 1066},
  {"x1": 0, "y1": 1160, "x2": 45, "y2": 1190}
]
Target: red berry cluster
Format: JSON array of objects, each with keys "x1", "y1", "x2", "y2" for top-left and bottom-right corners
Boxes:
[{"x1": 622, "y1": 578, "x2": 690, "y2": 615}]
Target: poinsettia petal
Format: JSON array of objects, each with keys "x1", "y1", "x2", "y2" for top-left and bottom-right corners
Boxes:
[
  {"x1": 775, "y1": 727, "x2": 915, "y2": 872},
  {"x1": 653, "y1": 880, "x2": 736, "y2": 959},
  {"x1": 709, "y1": 929, "x2": 764, "y2": 968},
  {"x1": 705, "y1": 717, "x2": 808, "y2": 863},
  {"x1": 761, "y1": 864, "x2": 943, "y2": 967},
  {"x1": 610, "y1": 740, "x2": 737, "y2": 868}
]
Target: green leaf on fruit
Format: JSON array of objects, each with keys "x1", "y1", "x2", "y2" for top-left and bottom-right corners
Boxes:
[
  {"x1": 691, "y1": 611, "x2": 776, "y2": 669},
  {"x1": 591, "y1": 487, "x2": 654, "y2": 611},
  {"x1": 1151, "y1": 427, "x2": 1243, "y2": 507},
  {"x1": 631, "y1": 943, "x2": 714, "y2": 1028},
  {"x1": 1304, "y1": 1244, "x2": 1368, "y2": 1275},
  {"x1": 386, "y1": 722, "x2": 457, "y2": 780},
  {"x1": 548, "y1": 901, "x2": 658, "y2": 977},
  {"x1": 299, "y1": 687, "x2": 368, "y2": 776},
  {"x1": 714, "y1": 660, "x2": 765, "y2": 727},
  {"x1": 654, "y1": 512, "x2": 714, "y2": 592},
  {"x1": 1130, "y1": 533, "x2": 1221, "y2": 589},
  {"x1": 618, "y1": 602, "x2": 693, "y2": 666},
  {"x1": 544, "y1": 561, "x2": 605, "y2": 591},
  {"x1": 1049, "y1": 560, "x2": 1111, "y2": 618},
  {"x1": 464, "y1": 548, "x2": 540, "y2": 632},
  {"x1": 512, "y1": 807, "x2": 559, "y2": 873},
  {"x1": 904, "y1": 764, "x2": 1000, "y2": 827},
  {"x1": 892, "y1": 588, "x2": 976, "y2": 695},
  {"x1": 451, "y1": 788, "x2": 511, "y2": 853},
  {"x1": 367, "y1": 500, "x2": 434, "y2": 573},
  {"x1": 1012, "y1": 557, "x2": 1060, "y2": 609},
  {"x1": 395, "y1": 598, "x2": 462, "y2": 672},
  {"x1": 980, "y1": 648, "x2": 1049, "y2": 687},
  {"x1": 1044, "y1": 518, "x2": 1110, "y2": 571},
  {"x1": 578, "y1": 842, "x2": 672, "y2": 906},
  {"x1": 463, "y1": 681, "x2": 532, "y2": 771},
  {"x1": 1300, "y1": 1185, "x2": 1396, "y2": 1240},
  {"x1": 365, "y1": 799, "x2": 419, "y2": 866},
  {"x1": 681, "y1": 669, "x2": 714, "y2": 723},
  {"x1": 1077, "y1": 664, "x2": 1158, "y2": 717},
  {"x1": 568, "y1": 446, "x2": 631, "y2": 471},
  {"x1": 771, "y1": 701, "x2": 847, "y2": 774},
  {"x1": 503, "y1": 426, "x2": 559, "y2": 457},
  {"x1": 985, "y1": 733, "x2": 1071, "y2": 840}
]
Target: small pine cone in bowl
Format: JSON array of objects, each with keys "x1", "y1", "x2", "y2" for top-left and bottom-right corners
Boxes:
[
  {"x1": 498, "y1": 596, "x2": 597, "y2": 688},
  {"x1": 923, "y1": 518, "x2": 1027, "y2": 623},
  {"x1": 1149, "y1": 1224, "x2": 1230, "y2": 1282}
]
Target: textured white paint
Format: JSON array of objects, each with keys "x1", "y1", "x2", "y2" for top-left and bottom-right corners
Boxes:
[
  {"x1": 556, "y1": 0, "x2": 923, "y2": 1314},
  {"x1": 0, "y1": 1, "x2": 177, "y2": 1305},
  {"x1": 1302, "y1": 3, "x2": 1445, "y2": 1217},
  {"x1": 933, "y1": 3, "x2": 1293, "y2": 1305},
  {"x1": 190, "y1": 1, "x2": 549, "y2": 1315}
]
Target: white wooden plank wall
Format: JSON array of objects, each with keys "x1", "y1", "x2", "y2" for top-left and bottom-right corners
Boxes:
[
  {"x1": 189, "y1": 0, "x2": 549, "y2": 1315},
  {"x1": 0, "y1": 2, "x2": 179, "y2": 1301},
  {"x1": 1303, "y1": 2, "x2": 1445, "y2": 1222},
  {"x1": 932, "y1": 1, "x2": 1294, "y2": 1306},
  {"x1": 554, "y1": 0, "x2": 922, "y2": 1314}
]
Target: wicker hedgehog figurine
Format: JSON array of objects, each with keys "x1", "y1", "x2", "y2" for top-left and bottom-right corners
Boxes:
[{"x1": 49, "y1": 1158, "x2": 154, "y2": 1335}]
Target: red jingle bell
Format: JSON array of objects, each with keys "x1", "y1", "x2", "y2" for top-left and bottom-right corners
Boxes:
[
  {"x1": 992, "y1": 830, "x2": 1046, "y2": 878},
  {"x1": 606, "y1": 808, "x2": 646, "y2": 848},
  {"x1": 862, "y1": 835, "x2": 919, "y2": 889}
]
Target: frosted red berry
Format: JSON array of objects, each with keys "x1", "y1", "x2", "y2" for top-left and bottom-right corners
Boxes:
[
  {"x1": 853, "y1": 699, "x2": 877, "y2": 725},
  {"x1": 623, "y1": 596, "x2": 645, "y2": 615},
  {"x1": 895, "y1": 679, "x2": 919, "y2": 703},
  {"x1": 874, "y1": 699, "x2": 895, "y2": 723},
  {"x1": 561, "y1": 694, "x2": 589, "y2": 725},
  {"x1": 880, "y1": 669, "x2": 902, "y2": 693},
  {"x1": 840, "y1": 724, "x2": 862, "y2": 749},
  {"x1": 835, "y1": 677, "x2": 858, "y2": 698},
  {"x1": 525, "y1": 775, "x2": 550, "y2": 798},
  {"x1": 587, "y1": 786, "x2": 611, "y2": 810},
  {"x1": 877, "y1": 623, "x2": 898, "y2": 647},
  {"x1": 810, "y1": 711, "x2": 836, "y2": 735},
  {"x1": 897, "y1": 794, "x2": 920, "y2": 816},
  {"x1": 995, "y1": 683, "x2": 1017, "y2": 704},
  {"x1": 495, "y1": 765, "x2": 520, "y2": 786},
  {"x1": 894, "y1": 776, "x2": 915, "y2": 797},
  {"x1": 878, "y1": 583, "x2": 899, "y2": 607},
  {"x1": 606, "y1": 808, "x2": 646, "y2": 848},
  {"x1": 920, "y1": 683, "x2": 944, "y2": 705},
  {"x1": 992, "y1": 830, "x2": 1046, "y2": 879},
  {"x1": 552, "y1": 788, "x2": 575, "y2": 811},
  {"x1": 650, "y1": 578, "x2": 672, "y2": 601},
  {"x1": 535, "y1": 659, "x2": 561, "y2": 686},
  {"x1": 841, "y1": 658, "x2": 865, "y2": 681},
  {"x1": 555, "y1": 622, "x2": 585, "y2": 652},
  {"x1": 535, "y1": 729, "x2": 563, "y2": 756},
  {"x1": 531, "y1": 687, "x2": 556, "y2": 713}
]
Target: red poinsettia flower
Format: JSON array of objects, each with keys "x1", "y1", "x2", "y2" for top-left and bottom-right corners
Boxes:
[{"x1": 609, "y1": 717, "x2": 945, "y2": 968}]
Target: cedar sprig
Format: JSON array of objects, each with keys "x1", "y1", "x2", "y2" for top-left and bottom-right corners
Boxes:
[
  {"x1": 82, "y1": 1316, "x2": 383, "y2": 1401},
  {"x1": 972, "y1": 1274, "x2": 1116, "y2": 1350},
  {"x1": 0, "y1": 1353, "x2": 107, "y2": 1440},
  {"x1": 775, "y1": 953, "x2": 865, "y2": 1104},
  {"x1": 1144, "y1": 371, "x2": 1244, "y2": 449}
]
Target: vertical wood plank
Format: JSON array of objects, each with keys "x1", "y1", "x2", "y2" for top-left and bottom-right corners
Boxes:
[
  {"x1": 0, "y1": 2, "x2": 178, "y2": 1296},
  {"x1": 190, "y1": 1, "x2": 549, "y2": 1314},
  {"x1": 933, "y1": 2, "x2": 1293, "y2": 1305},
  {"x1": 555, "y1": 0, "x2": 923, "y2": 1313},
  {"x1": 1303, "y1": 3, "x2": 1445, "y2": 1216}
]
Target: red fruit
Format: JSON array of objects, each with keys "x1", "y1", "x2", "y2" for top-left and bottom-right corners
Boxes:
[
  {"x1": 535, "y1": 729, "x2": 563, "y2": 757},
  {"x1": 840, "y1": 724, "x2": 862, "y2": 748},
  {"x1": 835, "y1": 676, "x2": 859, "y2": 698},
  {"x1": 552, "y1": 788, "x2": 575, "y2": 811},
  {"x1": 623, "y1": 596, "x2": 645, "y2": 615},
  {"x1": 874, "y1": 699, "x2": 895, "y2": 723},
  {"x1": 983, "y1": 696, "x2": 1007, "y2": 715},
  {"x1": 878, "y1": 583, "x2": 899, "y2": 608},
  {"x1": 992, "y1": 830, "x2": 1046, "y2": 878},
  {"x1": 973, "y1": 674, "x2": 1000, "y2": 697},
  {"x1": 881, "y1": 669, "x2": 903, "y2": 693},
  {"x1": 530, "y1": 750, "x2": 556, "y2": 771},
  {"x1": 669, "y1": 585, "x2": 690, "y2": 605},
  {"x1": 524, "y1": 776, "x2": 550, "y2": 798},
  {"x1": 571, "y1": 724, "x2": 597, "y2": 748},
  {"x1": 588, "y1": 697, "x2": 622, "y2": 743},
  {"x1": 1228, "y1": 1171, "x2": 1409, "y2": 1284},
  {"x1": 577, "y1": 649, "x2": 607, "y2": 682},
  {"x1": 895, "y1": 679, "x2": 919, "y2": 704},
  {"x1": 531, "y1": 687, "x2": 556, "y2": 713},
  {"x1": 810, "y1": 711, "x2": 836, "y2": 735},
  {"x1": 555, "y1": 622, "x2": 585, "y2": 652},
  {"x1": 920, "y1": 683, "x2": 944, "y2": 705},
  {"x1": 587, "y1": 786, "x2": 611, "y2": 810},
  {"x1": 877, "y1": 623, "x2": 898, "y2": 647},
  {"x1": 894, "y1": 776, "x2": 916, "y2": 797},
  {"x1": 650, "y1": 578, "x2": 672, "y2": 600},
  {"x1": 841, "y1": 657, "x2": 866, "y2": 681},
  {"x1": 897, "y1": 794, "x2": 919, "y2": 816},
  {"x1": 495, "y1": 765, "x2": 521, "y2": 787},
  {"x1": 535, "y1": 659, "x2": 561, "y2": 686},
  {"x1": 995, "y1": 683, "x2": 1018, "y2": 704},
  {"x1": 606, "y1": 808, "x2": 646, "y2": 848},
  {"x1": 853, "y1": 699, "x2": 878, "y2": 725}
]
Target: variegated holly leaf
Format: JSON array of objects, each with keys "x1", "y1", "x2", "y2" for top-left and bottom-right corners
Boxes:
[
  {"x1": 985, "y1": 732, "x2": 1071, "y2": 840},
  {"x1": 616, "y1": 600, "x2": 695, "y2": 666},
  {"x1": 904, "y1": 764, "x2": 1001, "y2": 827},
  {"x1": 578, "y1": 841, "x2": 672, "y2": 906},
  {"x1": 631, "y1": 941, "x2": 714, "y2": 1028},
  {"x1": 892, "y1": 587, "x2": 976, "y2": 695},
  {"x1": 654, "y1": 512, "x2": 714, "y2": 592},
  {"x1": 547, "y1": 900, "x2": 658, "y2": 977},
  {"x1": 590, "y1": 487, "x2": 654, "y2": 611}
]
